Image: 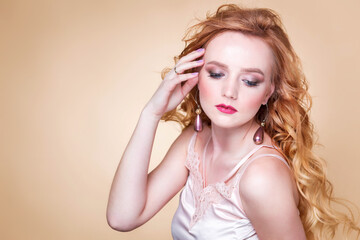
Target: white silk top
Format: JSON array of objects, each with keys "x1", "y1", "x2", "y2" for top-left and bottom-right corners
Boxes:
[{"x1": 171, "y1": 132, "x2": 289, "y2": 240}]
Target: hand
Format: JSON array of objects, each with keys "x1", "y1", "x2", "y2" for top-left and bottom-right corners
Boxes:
[{"x1": 144, "y1": 48, "x2": 205, "y2": 120}]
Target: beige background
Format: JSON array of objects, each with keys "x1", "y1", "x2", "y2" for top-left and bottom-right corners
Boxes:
[{"x1": 1, "y1": 0, "x2": 359, "y2": 239}]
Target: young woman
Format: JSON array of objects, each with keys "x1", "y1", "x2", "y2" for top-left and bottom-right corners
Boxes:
[{"x1": 107, "y1": 4, "x2": 360, "y2": 240}]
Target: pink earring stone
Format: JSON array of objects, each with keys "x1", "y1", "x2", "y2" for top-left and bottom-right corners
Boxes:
[
  {"x1": 194, "y1": 114, "x2": 203, "y2": 132},
  {"x1": 253, "y1": 126, "x2": 264, "y2": 145}
]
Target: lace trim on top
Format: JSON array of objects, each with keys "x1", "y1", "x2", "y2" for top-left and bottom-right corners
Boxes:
[
  {"x1": 185, "y1": 133, "x2": 229, "y2": 228},
  {"x1": 184, "y1": 132, "x2": 286, "y2": 229}
]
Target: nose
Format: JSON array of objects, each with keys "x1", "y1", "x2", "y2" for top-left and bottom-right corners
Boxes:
[{"x1": 222, "y1": 77, "x2": 238, "y2": 100}]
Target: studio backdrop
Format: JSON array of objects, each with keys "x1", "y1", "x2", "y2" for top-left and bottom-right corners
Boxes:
[{"x1": 1, "y1": 0, "x2": 359, "y2": 239}]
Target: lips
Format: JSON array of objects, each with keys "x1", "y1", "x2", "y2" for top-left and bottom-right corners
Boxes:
[{"x1": 215, "y1": 104, "x2": 238, "y2": 114}]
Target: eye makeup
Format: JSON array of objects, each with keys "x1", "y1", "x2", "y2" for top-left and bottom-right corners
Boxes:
[
  {"x1": 204, "y1": 61, "x2": 265, "y2": 87},
  {"x1": 242, "y1": 79, "x2": 259, "y2": 87},
  {"x1": 206, "y1": 69, "x2": 262, "y2": 87},
  {"x1": 209, "y1": 71, "x2": 225, "y2": 79},
  {"x1": 241, "y1": 74, "x2": 262, "y2": 87}
]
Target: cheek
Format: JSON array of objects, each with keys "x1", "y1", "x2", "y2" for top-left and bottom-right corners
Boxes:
[
  {"x1": 198, "y1": 76, "x2": 214, "y2": 103},
  {"x1": 238, "y1": 90, "x2": 267, "y2": 110},
  {"x1": 197, "y1": 76, "x2": 207, "y2": 97}
]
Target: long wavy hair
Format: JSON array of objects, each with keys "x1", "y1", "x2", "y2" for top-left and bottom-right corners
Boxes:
[{"x1": 161, "y1": 4, "x2": 360, "y2": 240}]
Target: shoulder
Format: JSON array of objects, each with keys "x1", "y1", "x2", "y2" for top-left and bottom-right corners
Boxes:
[
  {"x1": 240, "y1": 153, "x2": 298, "y2": 204},
  {"x1": 239, "y1": 152, "x2": 299, "y2": 214},
  {"x1": 238, "y1": 152, "x2": 305, "y2": 239},
  {"x1": 179, "y1": 123, "x2": 211, "y2": 147},
  {"x1": 170, "y1": 124, "x2": 210, "y2": 153},
  {"x1": 177, "y1": 124, "x2": 197, "y2": 144}
]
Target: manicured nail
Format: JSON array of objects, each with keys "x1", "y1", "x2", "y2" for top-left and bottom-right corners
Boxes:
[
  {"x1": 197, "y1": 48, "x2": 205, "y2": 52},
  {"x1": 196, "y1": 59, "x2": 204, "y2": 63},
  {"x1": 192, "y1": 72, "x2": 199, "y2": 75}
]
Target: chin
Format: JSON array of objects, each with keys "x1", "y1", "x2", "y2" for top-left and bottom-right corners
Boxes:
[
  {"x1": 208, "y1": 110, "x2": 256, "y2": 127},
  {"x1": 210, "y1": 117, "x2": 247, "y2": 129}
]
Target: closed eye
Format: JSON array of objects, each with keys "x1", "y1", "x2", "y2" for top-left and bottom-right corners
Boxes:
[
  {"x1": 242, "y1": 79, "x2": 259, "y2": 87},
  {"x1": 209, "y1": 72, "x2": 225, "y2": 79}
]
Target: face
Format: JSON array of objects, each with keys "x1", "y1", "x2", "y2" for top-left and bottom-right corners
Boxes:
[{"x1": 198, "y1": 31, "x2": 274, "y2": 129}]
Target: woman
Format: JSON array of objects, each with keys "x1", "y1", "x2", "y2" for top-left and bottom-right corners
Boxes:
[{"x1": 107, "y1": 4, "x2": 360, "y2": 239}]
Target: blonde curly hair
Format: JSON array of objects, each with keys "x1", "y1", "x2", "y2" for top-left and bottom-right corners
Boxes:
[{"x1": 161, "y1": 4, "x2": 360, "y2": 239}]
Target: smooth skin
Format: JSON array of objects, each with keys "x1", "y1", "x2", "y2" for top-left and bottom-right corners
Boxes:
[
  {"x1": 107, "y1": 31, "x2": 306, "y2": 239},
  {"x1": 106, "y1": 49, "x2": 205, "y2": 231}
]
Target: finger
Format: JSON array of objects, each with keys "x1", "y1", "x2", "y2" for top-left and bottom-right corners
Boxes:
[
  {"x1": 177, "y1": 48, "x2": 205, "y2": 65},
  {"x1": 181, "y1": 76, "x2": 198, "y2": 97},
  {"x1": 162, "y1": 72, "x2": 198, "y2": 93},
  {"x1": 167, "y1": 49, "x2": 205, "y2": 78},
  {"x1": 174, "y1": 59, "x2": 204, "y2": 74},
  {"x1": 174, "y1": 72, "x2": 199, "y2": 84}
]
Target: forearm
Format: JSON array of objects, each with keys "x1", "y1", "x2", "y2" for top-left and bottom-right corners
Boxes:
[
  {"x1": 107, "y1": 49, "x2": 203, "y2": 231},
  {"x1": 107, "y1": 106, "x2": 160, "y2": 229}
]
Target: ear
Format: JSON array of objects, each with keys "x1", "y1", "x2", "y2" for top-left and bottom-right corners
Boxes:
[{"x1": 262, "y1": 83, "x2": 275, "y2": 105}]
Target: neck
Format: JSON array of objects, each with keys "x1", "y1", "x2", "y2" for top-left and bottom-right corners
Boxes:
[{"x1": 210, "y1": 120, "x2": 259, "y2": 159}]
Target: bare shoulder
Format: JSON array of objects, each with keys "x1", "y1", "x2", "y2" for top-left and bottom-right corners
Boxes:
[
  {"x1": 239, "y1": 152, "x2": 298, "y2": 206},
  {"x1": 176, "y1": 123, "x2": 211, "y2": 149},
  {"x1": 168, "y1": 124, "x2": 197, "y2": 154},
  {"x1": 176, "y1": 124, "x2": 197, "y2": 145},
  {"x1": 238, "y1": 152, "x2": 305, "y2": 239},
  {"x1": 194, "y1": 124, "x2": 211, "y2": 146}
]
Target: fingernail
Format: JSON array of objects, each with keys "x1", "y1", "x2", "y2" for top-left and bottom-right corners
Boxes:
[
  {"x1": 196, "y1": 59, "x2": 204, "y2": 63},
  {"x1": 192, "y1": 72, "x2": 199, "y2": 75},
  {"x1": 197, "y1": 48, "x2": 204, "y2": 52}
]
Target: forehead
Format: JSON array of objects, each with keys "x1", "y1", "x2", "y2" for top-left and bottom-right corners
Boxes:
[{"x1": 204, "y1": 31, "x2": 273, "y2": 74}]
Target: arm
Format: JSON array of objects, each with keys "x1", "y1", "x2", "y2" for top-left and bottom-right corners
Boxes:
[
  {"x1": 239, "y1": 157, "x2": 306, "y2": 240},
  {"x1": 106, "y1": 49, "x2": 205, "y2": 231}
]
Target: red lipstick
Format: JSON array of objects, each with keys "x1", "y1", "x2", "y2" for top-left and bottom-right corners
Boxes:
[{"x1": 215, "y1": 104, "x2": 238, "y2": 114}]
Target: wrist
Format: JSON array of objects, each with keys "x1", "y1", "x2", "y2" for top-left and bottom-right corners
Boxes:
[{"x1": 141, "y1": 105, "x2": 162, "y2": 123}]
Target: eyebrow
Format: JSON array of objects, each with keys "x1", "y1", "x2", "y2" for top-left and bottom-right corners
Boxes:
[{"x1": 206, "y1": 61, "x2": 265, "y2": 76}]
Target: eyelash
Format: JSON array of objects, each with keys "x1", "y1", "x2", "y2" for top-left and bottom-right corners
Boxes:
[
  {"x1": 209, "y1": 72, "x2": 224, "y2": 79},
  {"x1": 242, "y1": 79, "x2": 259, "y2": 87},
  {"x1": 208, "y1": 71, "x2": 259, "y2": 87}
]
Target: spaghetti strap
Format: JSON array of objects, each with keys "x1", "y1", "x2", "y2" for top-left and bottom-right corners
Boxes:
[
  {"x1": 237, "y1": 153, "x2": 290, "y2": 181},
  {"x1": 222, "y1": 145, "x2": 280, "y2": 182},
  {"x1": 187, "y1": 131, "x2": 198, "y2": 154},
  {"x1": 258, "y1": 154, "x2": 290, "y2": 169},
  {"x1": 221, "y1": 145, "x2": 264, "y2": 182}
]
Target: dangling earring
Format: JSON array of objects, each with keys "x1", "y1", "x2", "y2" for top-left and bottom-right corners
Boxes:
[
  {"x1": 253, "y1": 103, "x2": 268, "y2": 145},
  {"x1": 193, "y1": 89, "x2": 203, "y2": 132}
]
